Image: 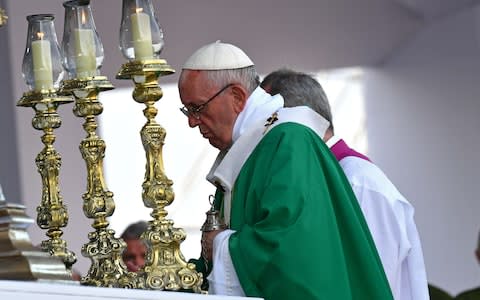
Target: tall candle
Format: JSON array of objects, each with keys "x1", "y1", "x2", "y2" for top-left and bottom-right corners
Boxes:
[
  {"x1": 32, "y1": 32, "x2": 53, "y2": 91},
  {"x1": 131, "y1": 9, "x2": 153, "y2": 60},
  {"x1": 74, "y1": 28, "x2": 96, "y2": 78}
]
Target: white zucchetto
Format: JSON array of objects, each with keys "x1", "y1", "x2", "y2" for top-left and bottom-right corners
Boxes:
[{"x1": 182, "y1": 40, "x2": 254, "y2": 70}]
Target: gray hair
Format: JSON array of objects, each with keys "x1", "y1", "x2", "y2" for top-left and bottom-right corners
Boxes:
[
  {"x1": 120, "y1": 221, "x2": 148, "y2": 240},
  {"x1": 260, "y1": 68, "x2": 333, "y2": 132},
  {"x1": 194, "y1": 66, "x2": 260, "y2": 94}
]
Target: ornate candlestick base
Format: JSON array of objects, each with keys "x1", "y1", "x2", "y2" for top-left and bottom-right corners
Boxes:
[
  {"x1": 59, "y1": 77, "x2": 137, "y2": 288},
  {"x1": 117, "y1": 59, "x2": 203, "y2": 293},
  {"x1": 17, "y1": 90, "x2": 77, "y2": 270}
]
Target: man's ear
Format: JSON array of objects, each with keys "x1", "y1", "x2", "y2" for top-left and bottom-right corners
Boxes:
[{"x1": 230, "y1": 84, "x2": 249, "y2": 113}]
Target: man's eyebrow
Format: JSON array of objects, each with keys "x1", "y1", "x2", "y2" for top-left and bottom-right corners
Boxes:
[{"x1": 184, "y1": 102, "x2": 200, "y2": 109}]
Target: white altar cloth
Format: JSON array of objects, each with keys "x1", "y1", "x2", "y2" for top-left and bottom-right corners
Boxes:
[{"x1": 0, "y1": 280, "x2": 263, "y2": 300}]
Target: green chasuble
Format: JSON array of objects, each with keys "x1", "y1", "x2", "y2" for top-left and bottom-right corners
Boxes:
[
  {"x1": 455, "y1": 287, "x2": 480, "y2": 300},
  {"x1": 220, "y1": 122, "x2": 393, "y2": 300}
]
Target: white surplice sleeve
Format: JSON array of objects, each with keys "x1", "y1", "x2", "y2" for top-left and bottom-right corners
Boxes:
[
  {"x1": 207, "y1": 229, "x2": 246, "y2": 296},
  {"x1": 341, "y1": 156, "x2": 429, "y2": 300}
]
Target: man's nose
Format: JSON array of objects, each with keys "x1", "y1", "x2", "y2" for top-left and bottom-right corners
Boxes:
[
  {"x1": 188, "y1": 115, "x2": 200, "y2": 128},
  {"x1": 134, "y1": 255, "x2": 145, "y2": 268}
]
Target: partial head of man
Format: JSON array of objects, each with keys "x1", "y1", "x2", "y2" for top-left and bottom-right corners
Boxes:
[
  {"x1": 120, "y1": 221, "x2": 148, "y2": 272},
  {"x1": 178, "y1": 40, "x2": 260, "y2": 150},
  {"x1": 260, "y1": 68, "x2": 334, "y2": 138}
]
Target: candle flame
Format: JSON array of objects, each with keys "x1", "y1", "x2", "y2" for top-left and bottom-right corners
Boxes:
[
  {"x1": 37, "y1": 32, "x2": 45, "y2": 40},
  {"x1": 81, "y1": 10, "x2": 87, "y2": 24},
  {"x1": 135, "y1": 8, "x2": 143, "y2": 13}
]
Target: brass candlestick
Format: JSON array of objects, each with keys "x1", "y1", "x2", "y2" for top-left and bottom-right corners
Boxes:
[
  {"x1": 2, "y1": 8, "x2": 71, "y2": 282},
  {"x1": 17, "y1": 90, "x2": 77, "y2": 270},
  {"x1": 117, "y1": 59, "x2": 203, "y2": 293},
  {"x1": 59, "y1": 77, "x2": 137, "y2": 288},
  {"x1": 59, "y1": 0, "x2": 138, "y2": 287}
]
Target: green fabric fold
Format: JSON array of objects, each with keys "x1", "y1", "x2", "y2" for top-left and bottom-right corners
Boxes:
[{"x1": 222, "y1": 123, "x2": 393, "y2": 300}]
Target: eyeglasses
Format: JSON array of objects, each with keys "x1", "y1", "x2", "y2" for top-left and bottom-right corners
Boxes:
[{"x1": 180, "y1": 83, "x2": 234, "y2": 119}]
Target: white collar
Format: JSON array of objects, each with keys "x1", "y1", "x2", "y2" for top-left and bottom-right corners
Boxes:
[
  {"x1": 326, "y1": 134, "x2": 341, "y2": 148},
  {"x1": 232, "y1": 87, "x2": 284, "y2": 143}
]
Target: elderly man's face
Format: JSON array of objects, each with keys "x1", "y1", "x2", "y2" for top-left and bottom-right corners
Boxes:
[
  {"x1": 178, "y1": 70, "x2": 242, "y2": 150},
  {"x1": 123, "y1": 239, "x2": 146, "y2": 272}
]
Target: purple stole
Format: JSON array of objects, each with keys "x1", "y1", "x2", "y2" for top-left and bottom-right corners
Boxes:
[{"x1": 330, "y1": 139, "x2": 371, "y2": 162}]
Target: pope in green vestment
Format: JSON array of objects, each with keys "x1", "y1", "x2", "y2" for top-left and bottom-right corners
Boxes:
[
  {"x1": 206, "y1": 108, "x2": 394, "y2": 300},
  {"x1": 178, "y1": 40, "x2": 392, "y2": 299}
]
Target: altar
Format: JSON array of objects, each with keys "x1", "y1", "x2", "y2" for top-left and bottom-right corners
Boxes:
[{"x1": 0, "y1": 280, "x2": 262, "y2": 300}]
